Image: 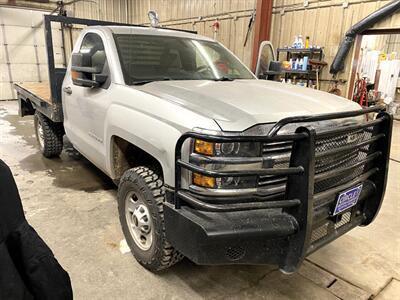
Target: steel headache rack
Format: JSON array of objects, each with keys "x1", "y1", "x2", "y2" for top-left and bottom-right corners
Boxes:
[{"x1": 164, "y1": 106, "x2": 392, "y2": 273}]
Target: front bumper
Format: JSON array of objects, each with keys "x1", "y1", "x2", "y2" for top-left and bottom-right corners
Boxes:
[
  {"x1": 166, "y1": 107, "x2": 392, "y2": 273},
  {"x1": 164, "y1": 203, "x2": 297, "y2": 265}
]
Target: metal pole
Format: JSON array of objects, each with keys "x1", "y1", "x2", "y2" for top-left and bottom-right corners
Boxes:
[
  {"x1": 251, "y1": 0, "x2": 273, "y2": 72},
  {"x1": 0, "y1": 19, "x2": 14, "y2": 99}
]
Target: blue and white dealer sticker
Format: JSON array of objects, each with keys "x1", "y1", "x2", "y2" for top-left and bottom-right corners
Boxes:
[{"x1": 333, "y1": 184, "x2": 363, "y2": 216}]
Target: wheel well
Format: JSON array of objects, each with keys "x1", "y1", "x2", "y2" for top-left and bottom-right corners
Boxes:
[
  {"x1": 111, "y1": 136, "x2": 163, "y2": 180},
  {"x1": 20, "y1": 97, "x2": 35, "y2": 116}
]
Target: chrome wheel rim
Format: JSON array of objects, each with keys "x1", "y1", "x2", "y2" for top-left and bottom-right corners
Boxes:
[
  {"x1": 37, "y1": 121, "x2": 44, "y2": 149},
  {"x1": 125, "y1": 191, "x2": 153, "y2": 251}
]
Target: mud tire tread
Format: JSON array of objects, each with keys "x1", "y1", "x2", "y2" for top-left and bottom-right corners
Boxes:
[
  {"x1": 118, "y1": 166, "x2": 183, "y2": 271},
  {"x1": 34, "y1": 111, "x2": 63, "y2": 158}
]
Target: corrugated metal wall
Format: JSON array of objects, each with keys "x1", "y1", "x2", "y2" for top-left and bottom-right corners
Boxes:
[
  {"x1": 69, "y1": 0, "x2": 400, "y2": 94},
  {"x1": 270, "y1": 0, "x2": 400, "y2": 93},
  {"x1": 70, "y1": 0, "x2": 257, "y2": 66},
  {"x1": 70, "y1": 0, "x2": 128, "y2": 22},
  {"x1": 3, "y1": 0, "x2": 400, "y2": 100}
]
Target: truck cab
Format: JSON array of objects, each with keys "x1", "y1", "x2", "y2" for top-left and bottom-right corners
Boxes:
[{"x1": 15, "y1": 15, "x2": 392, "y2": 273}]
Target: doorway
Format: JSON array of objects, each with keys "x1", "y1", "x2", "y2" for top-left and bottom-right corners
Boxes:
[{"x1": 349, "y1": 29, "x2": 400, "y2": 118}]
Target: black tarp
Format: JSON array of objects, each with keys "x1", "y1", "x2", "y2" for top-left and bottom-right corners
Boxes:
[{"x1": 0, "y1": 159, "x2": 73, "y2": 300}]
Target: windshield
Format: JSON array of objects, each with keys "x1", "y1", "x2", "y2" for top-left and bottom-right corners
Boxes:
[{"x1": 113, "y1": 34, "x2": 255, "y2": 85}]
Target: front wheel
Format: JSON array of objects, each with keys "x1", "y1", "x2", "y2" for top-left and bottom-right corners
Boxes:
[
  {"x1": 117, "y1": 166, "x2": 183, "y2": 271},
  {"x1": 34, "y1": 111, "x2": 64, "y2": 158}
]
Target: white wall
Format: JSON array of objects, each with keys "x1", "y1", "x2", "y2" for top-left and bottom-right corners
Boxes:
[{"x1": 0, "y1": 7, "x2": 64, "y2": 100}]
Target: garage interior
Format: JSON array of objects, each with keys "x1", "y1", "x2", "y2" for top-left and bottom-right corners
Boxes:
[{"x1": 0, "y1": 0, "x2": 399, "y2": 299}]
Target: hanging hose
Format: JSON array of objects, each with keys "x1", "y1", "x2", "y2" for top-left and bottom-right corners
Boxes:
[{"x1": 330, "y1": 0, "x2": 400, "y2": 75}]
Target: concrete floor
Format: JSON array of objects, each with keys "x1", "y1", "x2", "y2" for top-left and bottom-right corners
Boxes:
[{"x1": 0, "y1": 100, "x2": 399, "y2": 300}]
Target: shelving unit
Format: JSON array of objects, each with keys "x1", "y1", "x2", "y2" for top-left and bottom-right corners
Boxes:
[
  {"x1": 277, "y1": 48, "x2": 324, "y2": 87},
  {"x1": 277, "y1": 47, "x2": 323, "y2": 58}
]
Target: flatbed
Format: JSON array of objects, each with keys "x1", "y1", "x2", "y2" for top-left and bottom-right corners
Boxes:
[
  {"x1": 15, "y1": 82, "x2": 52, "y2": 104},
  {"x1": 14, "y1": 80, "x2": 64, "y2": 122}
]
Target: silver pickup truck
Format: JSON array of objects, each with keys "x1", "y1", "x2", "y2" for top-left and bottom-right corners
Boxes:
[{"x1": 15, "y1": 15, "x2": 392, "y2": 273}]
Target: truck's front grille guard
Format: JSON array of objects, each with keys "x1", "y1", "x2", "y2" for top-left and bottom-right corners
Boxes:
[
  {"x1": 174, "y1": 107, "x2": 392, "y2": 271},
  {"x1": 175, "y1": 106, "x2": 391, "y2": 210}
]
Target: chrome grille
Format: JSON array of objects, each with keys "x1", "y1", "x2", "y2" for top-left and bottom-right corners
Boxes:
[
  {"x1": 258, "y1": 142, "x2": 291, "y2": 198},
  {"x1": 259, "y1": 126, "x2": 375, "y2": 195},
  {"x1": 261, "y1": 141, "x2": 293, "y2": 154}
]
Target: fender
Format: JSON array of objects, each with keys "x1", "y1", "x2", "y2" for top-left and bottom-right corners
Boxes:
[
  {"x1": 104, "y1": 103, "x2": 219, "y2": 186},
  {"x1": 103, "y1": 82, "x2": 220, "y2": 186},
  {"x1": 105, "y1": 105, "x2": 180, "y2": 185}
]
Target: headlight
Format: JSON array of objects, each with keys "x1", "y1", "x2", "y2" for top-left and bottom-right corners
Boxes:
[
  {"x1": 194, "y1": 139, "x2": 214, "y2": 156},
  {"x1": 191, "y1": 139, "x2": 260, "y2": 189},
  {"x1": 194, "y1": 139, "x2": 260, "y2": 157},
  {"x1": 215, "y1": 175, "x2": 257, "y2": 189},
  {"x1": 191, "y1": 173, "x2": 257, "y2": 189}
]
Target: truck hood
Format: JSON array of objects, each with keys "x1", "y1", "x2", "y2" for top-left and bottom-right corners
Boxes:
[{"x1": 135, "y1": 79, "x2": 361, "y2": 132}]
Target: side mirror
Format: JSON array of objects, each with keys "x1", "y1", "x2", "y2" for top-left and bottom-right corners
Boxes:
[{"x1": 71, "y1": 52, "x2": 107, "y2": 88}]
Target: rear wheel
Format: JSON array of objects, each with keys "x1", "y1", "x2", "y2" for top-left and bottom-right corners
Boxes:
[
  {"x1": 118, "y1": 166, "x2": 183, "y2": 271},
  {"x1": 34, "y1": 111, "x2": 64, "y2": 158}
]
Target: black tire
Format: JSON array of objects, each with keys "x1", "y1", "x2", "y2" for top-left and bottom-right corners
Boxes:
[
  {"x1": 34, "y1": 111, "x2": 64, "y2": 158},
  {"x1": 118, "y1": 166, "x2": 183, "y2": 271}
]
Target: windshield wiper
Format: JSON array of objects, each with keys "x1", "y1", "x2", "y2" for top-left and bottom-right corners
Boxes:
[
  {"x1": 213, "y1": 76, "x2": 234, "y2": 82},
  {"x1": 131, "y1": 77, "x2": 173, "y2": 86}
]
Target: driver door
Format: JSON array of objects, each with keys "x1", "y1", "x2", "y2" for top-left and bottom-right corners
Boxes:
[{"x1": 62, "y1": 32, "x2": 110, "y2": 171}]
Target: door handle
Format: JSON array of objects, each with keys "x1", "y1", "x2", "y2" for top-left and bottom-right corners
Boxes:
[{"x1": 63, "y1": 86, "x2": 72, "y2": 95}]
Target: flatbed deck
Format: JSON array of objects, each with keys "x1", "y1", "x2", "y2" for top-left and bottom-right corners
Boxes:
[
  {"x1": 14, "y1": 82, "x2": 52, "y2": 104},
  {"x1": 15, "y1": 81, "x2": 63, "y2": 122}
]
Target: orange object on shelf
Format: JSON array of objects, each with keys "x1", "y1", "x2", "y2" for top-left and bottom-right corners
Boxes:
[{"x1": 282, "y1": 61, "x2": 291, "y2": 70}]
